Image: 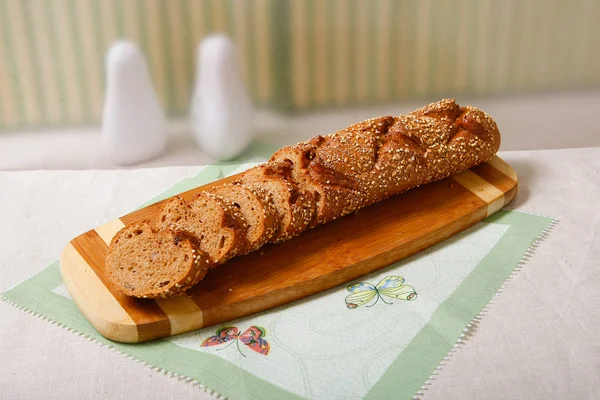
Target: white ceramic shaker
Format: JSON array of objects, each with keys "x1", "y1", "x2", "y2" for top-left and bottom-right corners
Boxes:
[
  {"x1": 102, "y1": 41, "x2": 167, "y2": 165},
  {"x1": 191, "y1": 35, "x2": 254, "y2": 161}
]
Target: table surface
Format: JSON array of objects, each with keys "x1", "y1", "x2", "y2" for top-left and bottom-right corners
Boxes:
[{"x1": 1, "y1": 147, "x2": 599, "y2": 399}]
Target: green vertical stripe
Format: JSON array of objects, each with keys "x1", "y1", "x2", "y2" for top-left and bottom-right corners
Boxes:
[
  {"x1": 23, "y1": 0, "x2": 49, "y2": 124},
  {"x1": 486, "y1": 0, "x2": 498, "y2": 94},
  {"x1": 181, "y1": 0, "x2": 194, "y2": 113},
  {"x1": 203, "y1": 0, "x2": 213, "y2": 32},
  {"x1": 184, "y1": 0, "x2": 195, "y2": 54},
  {"x1": 325, "y1": 0, "x2": 335, "y2": 105},
  {"x1": 527, "y1": 0, "x2": 541, "y2": 87},
  {"x1": 114, "y1": 0, "x2": 125, "y2": 37},
  {"x1": 348, "y1": 0, "x2": 357, "y2": 102},
  {"x1": 426, "y1": 0, "x2": 438, "y2": 96},
  {"x1": 45, "y1": 0, "x2": 68, "y2": 122},
  {"x1": 226, "y1": 0, "x2": 257, "y2": 103},
  {"x1": 481, "y1": 0, "x2": 493, "y2": 94},
  {"x1": 408, "y1": 0, "x2": 418, "y2": 97},
  {"x1": 271, "y1": 0, "x2": 292, "y2": 111},
  {"x1": 389, "y1": 0, "x2": 399, "y2": 98},
  {"x1": 588, "y1": 0, "x2": 600, "y2": 84},
  {"x1": 68, "y1": 0, "x2": 92, "y2": 121},
  {"x1": 443, "y1": 0, "x2": 454, "y2": 95},
  {"x1": 502, "y1": 0, "x2": 521, "y2": 93},
  {"x1": 306, "y1": 0, "x2": 315, "y2": 107},
  {"x1": 578, "y1": 1, "x2": 600, "y2": 87},
  {"x1": 592, "y1": 1, "x2": 600, "y2": 84},
  {"x1": 369, "y1": 0, "x2": 378, "y2": 101},
  {"x1": 136, "y1": 0, "x2": 152, "y2": 105},
  {"x1": 91, "y1": 0, "x2": 106, "y2": 87},
  {"x1": 161, "y1": 0, "x2": 176, "y2": 115},
  {"x1": 226, "y1": 0, "x2": 236, "y2": 36},
  {"x1": 508, "y1": 0, "x2": 523, "y2": 91},
  {"x1": 137, "y1": 0, "x2": 149, "y2": 53},
  {"x1": 246, "y1": 1, "x2": 258, "y2": 104},
  {"x1": 0, "y1": 0, "x2": 26, "y2": 126},
  {"x1": 466, "y1": 0, "x2": 479, "y2": 93},
  {"x1": 560, "y1": 2, "x2": 575, "y2": 85}
]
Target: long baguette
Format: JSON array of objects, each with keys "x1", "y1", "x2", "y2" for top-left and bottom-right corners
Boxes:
[
  {"x1": 106, "y1": 99, "x2": 500, "y2": 298},
  {"x1": 270, "y1": 98, "x2": 500, "y2": 224}
]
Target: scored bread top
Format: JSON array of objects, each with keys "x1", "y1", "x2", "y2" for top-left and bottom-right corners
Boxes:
[
  {"x1": 270, "y1": 147, "x2": 365, "y2": 227},
  {"x1": 293, "y1": 99, "x2": 500, "y2": 206}
]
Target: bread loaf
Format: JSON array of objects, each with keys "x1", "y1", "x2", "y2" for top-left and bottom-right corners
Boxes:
[
  {"x1": 273, "y1": 99, "x2": 499, "y2": 217},
  {"x1": 106, "y1": 99, "x2": 500, "y2": 298}
]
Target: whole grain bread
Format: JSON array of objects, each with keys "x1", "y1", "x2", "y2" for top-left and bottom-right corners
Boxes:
[
  {"x1": 302, "y1": 99, "x2": 500, "y2": 207},
  {"x1": 105, "y1": 221, "x2": 210, "y2": 298},
  {"x1": 107, "y1": 99, "x2": 501, "y2": 298},
  {"x1": 237, "y1": 161, "x2": 315, "y2": 242},
  {"x1": 208, "y1": 183, "x2": 278, "y2": 253},
  {"x1": 156, "y1": 194, "x2": 247, "y2": 264},
  {"x1": 270, "y1": 145, "x2": 365, "y2": 227}
]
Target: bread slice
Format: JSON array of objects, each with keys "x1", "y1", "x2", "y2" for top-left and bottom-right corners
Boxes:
[
  {"x1": 237, "y1": 161, "x2": 315, "y2": 242},
  {"x1": 157, "y1": 195, "x2": 247, "y2": 264},
  {"x1": 105, "y1": 221, "x2": 210, "y2": 298},
  {"x1": 271, "y1": 142, "x2": 365, "y2": 227},
  {"x1": 209, "y1": 183, "x2": 278, "y2": 253}
]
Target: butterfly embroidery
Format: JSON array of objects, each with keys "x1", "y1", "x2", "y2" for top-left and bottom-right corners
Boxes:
[
  {"x1": 200, "y1": 326, "x2": 270, "y2": 357},
  {"x1": 345, "y1": 276, "x2": 417, "y2": 309}
]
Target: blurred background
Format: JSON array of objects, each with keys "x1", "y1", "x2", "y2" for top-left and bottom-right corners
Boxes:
[{"x1": 1, "y1": 0, "x2": 599, "y2": 170}]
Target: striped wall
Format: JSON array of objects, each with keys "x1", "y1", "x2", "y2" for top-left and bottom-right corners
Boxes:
[
  {"x1": 0, "y1": 0, "x2": 276, "y2": 131},
  {"x1": 288, "y1": 0, "x2": 600, "y2": 109},
  {"x1": 1, "y1": 0, "x2": 599, "y2": 131}
]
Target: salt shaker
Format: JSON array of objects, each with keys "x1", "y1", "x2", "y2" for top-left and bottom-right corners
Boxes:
[
  {"x1": 102, "y1": 41, "x2": 167, "y2": 165},
  {"x1": 191, "y1": 35, "x2": 254, "y2": 161}
]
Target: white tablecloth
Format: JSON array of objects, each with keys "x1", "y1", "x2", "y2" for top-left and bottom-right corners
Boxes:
[{"x1": 1, "y1": 148, "x2": 599, "y2": 399}]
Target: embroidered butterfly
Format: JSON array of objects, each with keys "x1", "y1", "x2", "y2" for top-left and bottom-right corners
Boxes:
[
  {"x1": 345, "y1": 276, "x2": 417, "y2": 309},
  {"x1": 200, "y1": 326, "x2": 270, "y2": 357}
]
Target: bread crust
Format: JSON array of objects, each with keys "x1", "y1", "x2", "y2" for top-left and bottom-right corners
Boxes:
[
  {"x1": 237, "y1": 162, "x2": 315, "y2": 242},
  {"x1": 107, "y1": 99, "x2": 501, "y2": 298},
  {"x1": 106, "y1": 221, "x2": 210, "y2": 298},
  {"x1": 208, "y1": 183, "x2": 279, "y2": 253}
]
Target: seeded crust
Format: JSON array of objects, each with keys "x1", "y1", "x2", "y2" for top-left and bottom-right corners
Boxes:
[
  {"x1": 291, "y1": 99, "x2": 500, "y2": 209},
  {"x1": 270, "y1": 144, "x2": 365, "y2": 227},
  {"x1": 156, "y1": 195, "x2": 247, "y2": 264},
  {"x1": 237, "y1": 161, "x2": 315, "y2": 242},
  {"x1": 208, "y1": 183, "x2": 278, "y2": 253},
  {"x1": 107, "y1": 99, "x2": 500, "y2": 298},
  {"x1": 105, "y1": 221, "x2": 210, "y2": 298}
]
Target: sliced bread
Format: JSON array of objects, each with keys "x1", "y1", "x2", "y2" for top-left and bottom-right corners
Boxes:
[
  {"x1": 270, "y1": 143, "x2": 365, "y2": 227},
  {"x1": 105, "y1": 221, "x2": 210, "y2": 298},
  {"x1": 157, "y1": 195, "x2": 247, "y2": 264},
  {"x1": 237, "y1": 161, "x2": 315, "y2": 242},
  {"x1": 208, "y1": 183, "x2": 278, "y2": 253}
]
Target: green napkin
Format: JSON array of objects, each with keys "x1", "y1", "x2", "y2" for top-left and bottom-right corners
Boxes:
[{"x1": 2, "y1": 161, "x2": 555, "y2": 400}]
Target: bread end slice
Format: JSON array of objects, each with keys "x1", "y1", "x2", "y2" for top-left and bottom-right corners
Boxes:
[{"x1": 105, "y1": 221, "x2": 210, "y2": 299}]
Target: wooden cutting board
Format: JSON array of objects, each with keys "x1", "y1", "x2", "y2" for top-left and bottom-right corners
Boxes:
[{"x1": 60, "y1": 156, "x2": 517, "y2": 343}]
